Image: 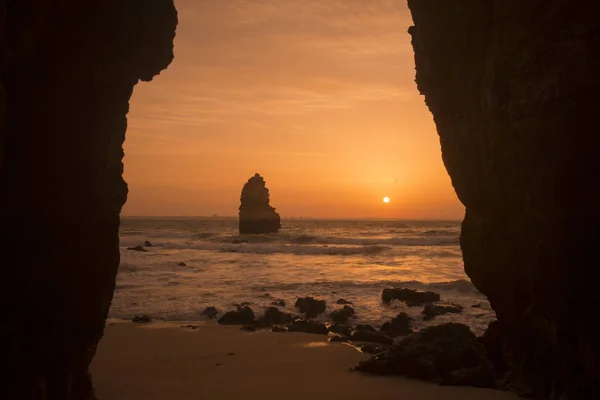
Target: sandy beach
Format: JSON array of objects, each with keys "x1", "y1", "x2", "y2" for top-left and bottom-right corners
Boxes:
[{"x1": 92, "y1": 323, "x2": 519, "y2": 400}]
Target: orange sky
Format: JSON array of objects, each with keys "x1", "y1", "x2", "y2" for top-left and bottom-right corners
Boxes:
[{"x1": 122, "y1": 0, "x2": 464, "y2": 219}]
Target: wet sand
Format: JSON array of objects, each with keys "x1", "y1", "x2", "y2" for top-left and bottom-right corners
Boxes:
[{"x1": 92, "y1": 323, "x2": 520, "y2": 400}]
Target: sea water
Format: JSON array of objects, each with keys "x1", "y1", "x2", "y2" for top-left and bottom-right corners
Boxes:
[{"x1": 111, "y1": 218, "x2": 494, "y2": 335}]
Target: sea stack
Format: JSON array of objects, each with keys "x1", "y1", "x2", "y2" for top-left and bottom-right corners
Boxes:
[{"x1": 239, "y1": 173, "x2": 281, "y2": 234}]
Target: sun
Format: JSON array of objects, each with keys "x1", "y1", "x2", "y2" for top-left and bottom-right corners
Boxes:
[{"x1": 383, "y1": 196, "x2": 390, "y2": 203}]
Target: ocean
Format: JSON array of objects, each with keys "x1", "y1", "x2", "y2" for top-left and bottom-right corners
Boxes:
[{"x1": 111, "y1": 217, "x2": 494, "y2": 335}]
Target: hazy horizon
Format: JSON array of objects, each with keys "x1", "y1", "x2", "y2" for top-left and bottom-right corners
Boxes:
[
  {"x1": 122, "y1": 0, "x2": 464, "y2": 220},
  {"x1": 120, "y1": 215, "x2": 462, "y2": 222}
]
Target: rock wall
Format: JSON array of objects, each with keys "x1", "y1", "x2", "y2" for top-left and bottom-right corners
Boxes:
[
  {"x1": 0, "y1": 1, "x2": 177, "y2": 398},
  {"x1": 408, "y1": 0, "x2": 600, "y2": 398},
  {"x1": 239, "y1": 173, "x2": 281, "y2": 234}
]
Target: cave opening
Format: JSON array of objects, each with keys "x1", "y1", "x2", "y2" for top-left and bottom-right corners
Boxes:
[{"x1": 4, "y1": 0, "x2": 600, "y2": 399}]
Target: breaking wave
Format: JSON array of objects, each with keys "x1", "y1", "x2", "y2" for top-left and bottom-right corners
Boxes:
[
  {"x1": 159, "y1": 241, "x2": 391, "y2": 256},
  {"x1": 284, "y1": 234, "x2": 458, "y2": 246},
  {"x1": 248, "y1": 278, "x2": 477, "y2": 293}
]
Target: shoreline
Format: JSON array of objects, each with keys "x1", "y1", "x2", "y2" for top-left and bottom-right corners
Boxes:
[{"x1": 92, "y1": 322, "x2": 519, "y2": 399}]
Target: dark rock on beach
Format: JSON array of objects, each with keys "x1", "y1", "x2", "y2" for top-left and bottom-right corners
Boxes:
[
  {"x1": 263, "y1": 307, "x2": 293, "y2": 325},
  {"x1": 295, "y1": 297, "x2": 326, "y2": 318},
  {"x1": 355, "y1": 324, "x2": 377, "y2": 332},
  {"x1": 271, "y1": 326, "x2": 287, "y2": 333},
  {"x1": 356, "y1": 323, "x2": 493, "y2": 387},
  {"x1": 218, "y1": 306, "x2": 255, "y2": 325},
  {"x1": 250, "y1": 317, "x2": 273, "y2": 330},
  {"x1": 330, "y1": 335, "x2": 350, "y2": 343},
  {"x1": 329, "y1": 305, "x2": 356, "y2": 323},
  {"x1": 126, "y1": 246, "x2": 147, "y2": 252},
  {"x1": 1, "y1": 0, "x2": 594, "y2": 397},
  {"x1": 328, "y1": 324, "x2": 352, "y2": 336},
  {"x1": 143, "y1": 240, "x2": 153, "y2": 247},
  {"x1": 422, "y1": 302, "x2": 464, "y2": 320},
  {"x1": 380, "y1": 312, "x2": 412, "y2": 337},
  {"x1": 287, "y1": 320, "x2": 328, "y2": 335},
  {"x1": 336, "y1": 298, "x2": 353, "y2": 305},
  {"x1": 201, "y1": 306, "x2": 218, "y2": 319},
  {"x1": 132, "y1": 315, "x2": 152, "y2": 323},
  {"x1": 359, "y1": 343, "x2": 389, "y2": 355},
  {"x1": 177, "y1": 261, "x2": 186, "y2": 266},
  {"x1": 240, "y1": 325, "x2": 256, "y2": 332},
  {"x1": 381, "y1": 288, "x2": 440, "y2": 305},
  {"x1": 351, "y1": 326, "x2": 394, "y2": 345},
  {"x1": 238, "y1": 173, "x2": 281, "y2": 234}
]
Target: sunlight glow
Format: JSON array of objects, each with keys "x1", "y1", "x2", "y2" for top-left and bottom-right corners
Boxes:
[{"x1": 383, "y1": 196, "x2": 390, "y2": 203}]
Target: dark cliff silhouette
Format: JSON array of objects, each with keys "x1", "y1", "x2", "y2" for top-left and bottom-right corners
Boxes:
[
  {"x1": 1, "y1": 1, "x2": 177, "y2": 398},
  {"x1": 408, "y1": 0, "x2": 600, "y2": 397},
  {"x1": 2, "y1": 0, "x2": 599, "y2": 398},
  {"x1": 239, "y1": 173, "x2": 281, "y2": 234}
]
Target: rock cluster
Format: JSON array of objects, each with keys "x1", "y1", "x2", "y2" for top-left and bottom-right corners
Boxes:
[
  {"x1": 238, "y1": 173, "x2": 281, "y2": 234},
  {"x1": 295, "y1": 296, "x2": 326, "y2": 318},
  {"x1": 357, "y1": 323, "x2": 494, "y2": 388},
  {"x1": 287, "y1": 320, "x2": 329, "y2": 335},
  {"x1": 218, "y1": 306, "x2": 255, "y2": 325},
  {"x1": 329, "y1": 305, "x2": 355, "y2": 323},
  {"x1": 379, "y1": 312, "x2": 412, "y2": 337},
  {"x1": 263, "y1": 307, "x2": 293, "y2": 325},
  {"x1": 350, "y1": 325, "x2": 394, "y2": 345},
  {"x1": 207, "y1": 296, "x2": 502, "y2": 391}
]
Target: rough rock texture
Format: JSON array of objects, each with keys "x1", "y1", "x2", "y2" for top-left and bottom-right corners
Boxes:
[
  {"x1": 328, "y1": 324, "x2": 352, "y2": 336},
  {"x1": 263, "y1": 307, "x2": 293, "y2": 325},
  {"x1": 329, "y1": 305, "x2": 355, "y2": 323},
  {"x1": 380, "y1": 312, "x2": 412, "y2": 338},
  {"x1": 218, "y1": 306, "x2": 256, "y2": 325},
  {"x1": 422, "y1": 302, "x2": 464, "y2": 321},
  {"x1": 350, "y1": 327, "x2": 394, "y2": 346},
  {"x1": 381, "y1": 287, "x2": 440, "y2": 305},
  {"x1": 1, "y1": 1, "x2": 177, "y2": 398},
  {"x1": 295, "y1": 296, "x2": 326, "y2": 318},
  {"x1": 238, "y1": 173, "x2": 281, "y2": 234},
  {"x1": 287, "y1": 320, "x2": 328, "y2": 335},
  {"x1": 357, "y1": 323, "x2": 493, "y2": 388},
  {"x1": 201, "y1": 306, "x2": 218, "y2": 319},
  {"x1": 408, "y1": 1, "x2": 600, "y2": 398},
  {"x1": 479, "y1": 321, "x2": 509, "y2": 380}
]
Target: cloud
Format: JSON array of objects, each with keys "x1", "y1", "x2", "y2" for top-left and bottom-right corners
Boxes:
[
  {"x1": 122, "y1": 1, "x2": 462, "y2": 218},
  {"x1": 125, "y1": 0, "x2": 419, "y2": 130}
]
